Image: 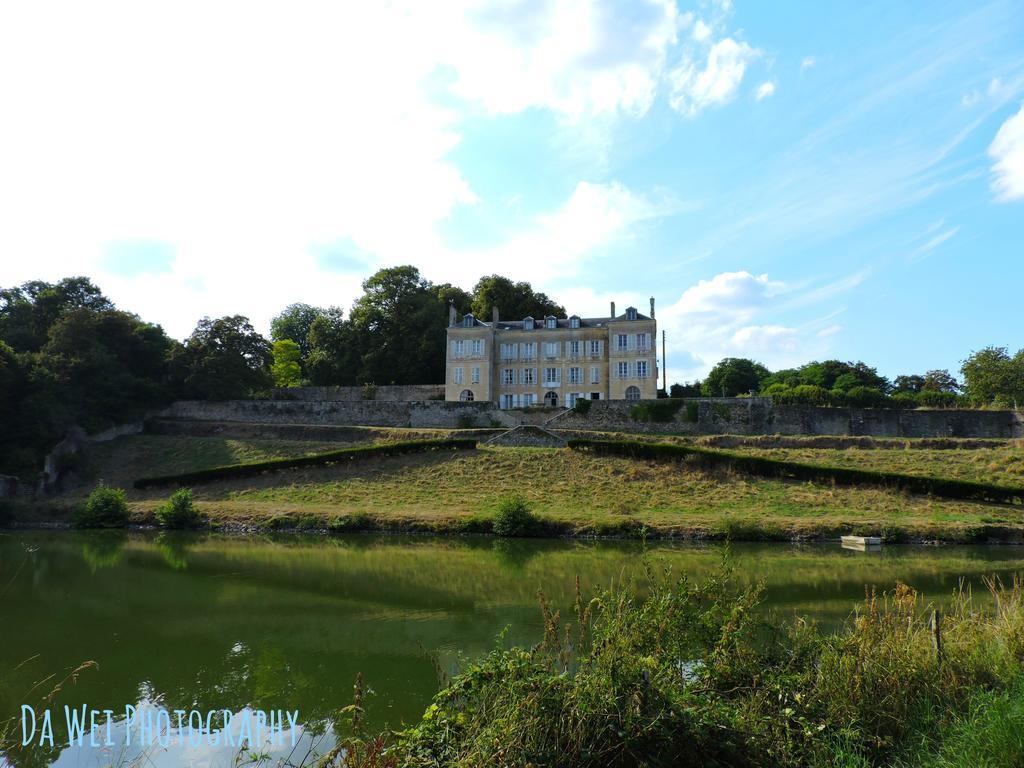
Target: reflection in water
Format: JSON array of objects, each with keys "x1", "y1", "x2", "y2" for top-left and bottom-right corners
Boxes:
[
  {"x1": 80, "y1": 531, "x2": 127, "y2": 572},
  {"x1": 1, "y1": 530, "x2": 1023, "y2": 766}
]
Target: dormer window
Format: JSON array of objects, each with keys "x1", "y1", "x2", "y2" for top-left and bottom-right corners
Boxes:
[
  {"x1": 569, "y1": 316, "x2": 580, "y2": 329},
  {"x1": 545, "y1": 316, "x2": 557, "y2": 329},
  {"x1": 625, "y1": 307, "x2": 638, "y2": 321},
  {"x1": 462, "y1": 314, "x2": 474, "y2": 327},
  {"x1": 523, "y1": 317, "x2": 534, "y2": 330}
]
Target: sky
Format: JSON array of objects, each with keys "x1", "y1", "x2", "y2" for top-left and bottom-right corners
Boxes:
[{"x1": 1, "y1": 0, "x2": 1022, "y2": 386}]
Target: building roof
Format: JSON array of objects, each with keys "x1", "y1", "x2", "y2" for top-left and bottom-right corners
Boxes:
[{"x1": 453, "y1": 307, "x2": 651, "y2": 330}]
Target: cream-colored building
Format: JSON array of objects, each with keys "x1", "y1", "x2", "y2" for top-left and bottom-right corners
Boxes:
[{"x1": 445, "y1": 299, "x2": 659, "y2": 407}]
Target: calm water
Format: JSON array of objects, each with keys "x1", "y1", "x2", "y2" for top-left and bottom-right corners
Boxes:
[{"x1": 3, "y1": 531, "x2": 1024, "y2": 767}]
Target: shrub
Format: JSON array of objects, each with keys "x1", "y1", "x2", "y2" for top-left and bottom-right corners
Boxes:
[
  {"x1": 572, "y1": 397, "x2": 591, "y2": 415},
  {"x1": 685, "y1": 401, "x2": 699, "y2": 423},
  {"x1": 155, "y1": 488, "x2": 203, "y2": 529},
  {"x1": 329, "y1": 511, "x2": 374, "y2": 533},
  {"x1": 629, "y1": 399, "x2": 684, "y2": 422},
  {"x1": 844, "y1": 385, "x2": 891, "y2": 408},
  {"x1": 74, "y1": 485, "x2": 130, "y2": 528},
  {"x1": 361, "y1": 382, "x2": 377, "y2": 400},
  {"x1": 493, "y1": 494, "x2": 538, "y2": 537},
  {"x1": 456, "y1": 414, "x2": 477, "y2": 429}
]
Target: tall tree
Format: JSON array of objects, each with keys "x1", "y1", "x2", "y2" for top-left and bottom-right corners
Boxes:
[
  {"x1": 701, "y1": 358, "x2": 771, "y2": 397},
  {"x1": 922, "y1": 369, "x2": 960, "y2": 393},
  {"x1": 0, "y1": 276, "x2": 113, "y2": 352},
  {"x1": 348, "y1": 266, "x2": 448, "y2": 385},
  {"x1": 470, "y1": 275, "x2": 565, "y2": 320},
  {"x1": 271, "y1": 339, "x2": 303, "y2": 387},
  {"x1": 305, "y1": 307, "x2": 358, "y2": 386},
  {"x1": 270, "y1": 303, "x2": 326, "y2": 364},
  {"x1": 960, "y1": 346, "x2": 1024, "y2": 406},
  {"x1": 172, "y1": 316, "x2": 272, "y2": 399}
]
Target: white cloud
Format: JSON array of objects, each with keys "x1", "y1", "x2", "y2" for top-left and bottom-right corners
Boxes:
[
  {"x1": 800, "y1": 56, "x2": 816, "y2": 71},
  {"x1": 657, "y1": 271, "x2": 852, "y2": 383},
  {"x1": 435, "y1": 0, "x2": 682, "y2": 120},
  {"x1": 909, "y1": 226, "x2": 959, "y2": 260},
  {"x1": 664, "y1": 271, "x2": 782, "y2": 323},
  {"x1": 988, "y1": 104, "x2": 1024, "y2": 201},
  {"x1": 692, "y1": 20, "x2": 713, "y2": 42},
  {"x1": 477, "y1": 181, "x2": 684, "y2": 282},
  {"x1": 756, "y1": 81, "x2": 777, "y2": 101},
  {"x1": 668, "y1": 38, "x2": 760, "y2": 117}
]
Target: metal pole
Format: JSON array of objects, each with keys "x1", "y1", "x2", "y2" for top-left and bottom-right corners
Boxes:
[{"x1": 662, "y1": 330, "x2": 667, "y2": 394}]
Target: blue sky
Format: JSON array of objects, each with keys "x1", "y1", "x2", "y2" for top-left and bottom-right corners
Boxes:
[{"x1": 0, "y1": 0, "x2": 1021, "y2": 385}]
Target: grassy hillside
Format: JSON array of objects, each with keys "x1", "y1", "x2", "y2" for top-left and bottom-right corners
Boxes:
[{"x1": 27, "y1": 433, "x2": 1024, "y2": 542}]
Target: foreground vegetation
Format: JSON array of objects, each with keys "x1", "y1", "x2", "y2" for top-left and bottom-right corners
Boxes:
[{"x1": 329, "y1": 565, "x2": 1024, "y2": 767}]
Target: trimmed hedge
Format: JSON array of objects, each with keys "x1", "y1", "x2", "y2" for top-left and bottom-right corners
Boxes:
[
  {"x1": 567, "y1": 439, "x2": 1024, "y2": 504},
  {"x1": 134, "y1": 439, "x2": 478, "y2": 489}
]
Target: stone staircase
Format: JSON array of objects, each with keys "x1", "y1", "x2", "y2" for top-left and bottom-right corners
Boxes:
[{"x1": 484, "y1": 424, "x2": 568, "y2": 448}]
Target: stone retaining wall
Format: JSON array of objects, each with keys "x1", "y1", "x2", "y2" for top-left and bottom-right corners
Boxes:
[
  {"x1": 270, "y1": 384, "x2": 444, "y2": 401},
  {"x1": 155, "y1": 398, "x2": 1023, "y2": 438}
]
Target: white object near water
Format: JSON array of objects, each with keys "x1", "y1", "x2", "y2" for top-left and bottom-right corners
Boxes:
[{"x1": 841, "y1": 535, "x2": 882, "y2": 551}]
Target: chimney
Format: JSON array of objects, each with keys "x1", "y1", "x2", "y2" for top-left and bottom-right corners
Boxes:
[
  {"x1": 649, "y1": 296, "x2": 656, "y2": 319},
  {"x1": 448, "y1": 302, "x2": 456, "y2": 327},
  {"x1": 492, "y1": 306, "x2": 500, "y2": 325},
  {"x1": 610, "y1": 301, "x2": 616, "y2": 319}
]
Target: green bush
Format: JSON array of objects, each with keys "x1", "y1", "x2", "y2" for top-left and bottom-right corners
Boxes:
[
  {"x1": 572, "y1": 397, "x2": 591, "y2": 415},
  {"x1": 341, "y1": 568, "x2": 1024, "y2": 767},
  {"x1": 685, "y1": 400, "x2": 699, "y2": 423},
  {"x1": 155, "y1": 488, "x2": 203, "y2": 529},
  {"x1": 74, "y1": 485, "x2": 130, "y2": 528},
  {"x1": 629, "y1": 398, "x2": 684, "y2": 422},
  {"x1": 456, "y1": 414, "x2": 477, "y2": 429},
  {"x1": 493, "y1": 494, "x2": 538, "y2": 537},
  {"x1": 844, "y1": 385, "x2": 891, "y2": 408}
]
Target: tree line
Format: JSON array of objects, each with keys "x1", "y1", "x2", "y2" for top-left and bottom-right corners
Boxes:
[
  {"x1": 1, "y1": 268, "x2": 1020, "y2": 477},
  {"x1": 671, "y1": 353, "x2": 1024, "y2": 409},
  {"x1": 0, "y1": 269, "x2": 561, "y2": 476}
]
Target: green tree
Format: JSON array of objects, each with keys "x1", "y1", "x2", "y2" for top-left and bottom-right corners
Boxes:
[
  {"x1": 700, "y1": 358, "x2": 771, "y2": 397},
  {"x1": 305, "y1": 307, "x2": 358, "y2": 386},
  {"x1": 922, "y1": 369, "x2": 960, "y2": 393},
  {"x1": 171, "y1": 316, "x2": 272, "y2": 400},
  {"x1": 270, "y1": 303, "x2": 325, "y2": 364},
  {"x1": 960, "y1": 346, "x2": 1024, "y2": 406},
  {"x1": 470, "y1": 275, "x2": 565, "y2": 321},
  {"x1": 39, "y1": 309, "x2": 176, "y2": 428},
  {"x1": 669, "y1": 381, "x2": 702, "y2": 398},
  {"x1": 348, "y1": 266, "x2": 449, "y2": 385},
  {"x1": 271, "y1": 339, "x2": 303, "y2": 387},
  {"x1": 893, "y1": 375, "x2": 926, "y2": 394},
  {"x1": 0, "y1": 276, "x2": 113, "y2": 352},
  {"x1": 434, "y1": 283, "x2": 473, "y2": 318}
]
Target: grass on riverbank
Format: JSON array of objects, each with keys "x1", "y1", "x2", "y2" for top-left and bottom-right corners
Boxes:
[
  {"x1": 16, "y1": 434, "x2": 1024, "y2": 542},
  {"x1": 332, "y1": 567, "x2": 1024, "y2": 767}
]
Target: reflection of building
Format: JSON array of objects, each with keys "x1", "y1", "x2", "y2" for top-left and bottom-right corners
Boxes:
[{"x1": 445, "y1": 299, "x2": 658, "y2": 407}]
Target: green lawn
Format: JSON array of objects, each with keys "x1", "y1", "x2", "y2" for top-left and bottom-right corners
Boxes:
[{"x1": 28, "y1": 434, "x2": 1024, "y2": 542}]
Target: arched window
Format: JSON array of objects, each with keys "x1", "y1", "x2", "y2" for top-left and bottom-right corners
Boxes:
[
  {"x1": 459, "y1": 389, "x2": 474, "y2": 401},
  {"x1": 545, "y1": 316, "x2": 557, "y2": 329},
  {"x1": 544, "y1": 391, "x2": 559, "y2": 407},
  {"x1": 569, "y1": 316, "x2": 580, "y2": 329},
  {"x1": 462, "y1": 314, "x2": 474, "y2": 327},
  {"x1": 625, "y1": 386, "x2": 641, "y2": 401},
  {"x1": 523, "y1": 316, "x2": 534, "y2": 330},
  {"x1": 625, "y1": 307, "x2": 638, "y2": 321}
]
